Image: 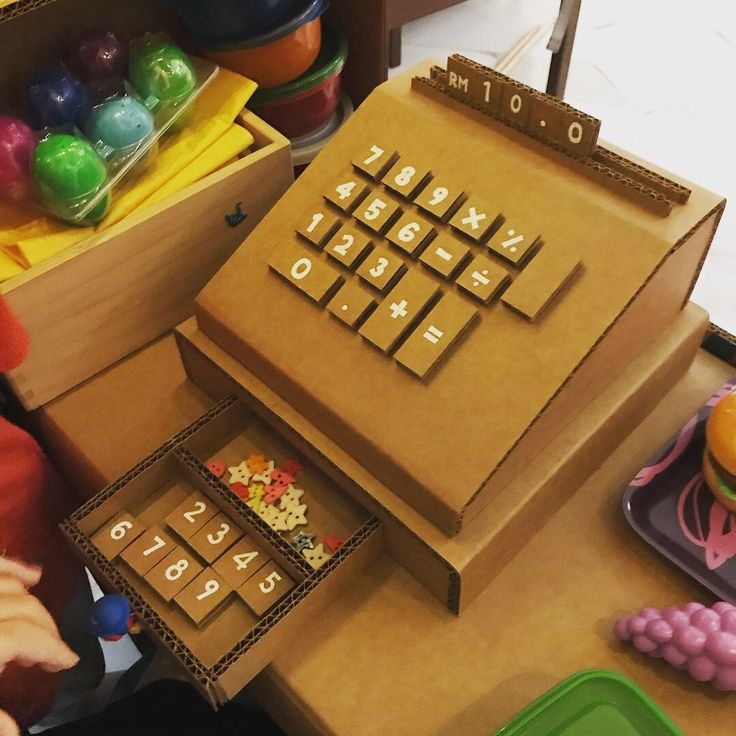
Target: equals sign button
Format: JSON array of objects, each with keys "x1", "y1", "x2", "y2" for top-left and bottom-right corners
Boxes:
[{"x1": 423, "y1": 325, "x2": 444, "y2": 344}]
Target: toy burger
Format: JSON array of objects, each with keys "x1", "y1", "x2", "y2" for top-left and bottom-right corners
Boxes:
[{"x1": 704, "y1": 390, "x2": 736, "y2": 511}]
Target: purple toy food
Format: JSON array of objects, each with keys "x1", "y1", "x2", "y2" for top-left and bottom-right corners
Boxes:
[
  {"x1": 68, "y1": 30, "x2": 128, "y2": 81},
  {"x1": 0, "y1": 115, "x2": 35, "y2": 202},
  {"x1": 615, "y1": 602, "x2": 736, "y2": 690}
]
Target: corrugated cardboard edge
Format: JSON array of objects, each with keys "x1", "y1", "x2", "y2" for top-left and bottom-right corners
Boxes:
[{"x1": 703, "y1": 322, "x2": 736, "y2": 367}]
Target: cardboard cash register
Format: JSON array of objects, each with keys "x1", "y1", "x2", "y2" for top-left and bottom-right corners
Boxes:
[{"x1": 64, "y1": 56, "x2": 725, "y2": 705}]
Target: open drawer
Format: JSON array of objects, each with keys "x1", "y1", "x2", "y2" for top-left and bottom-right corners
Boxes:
[{"x1": 62, "y1": 396, "x2": 382, "y2": 706}]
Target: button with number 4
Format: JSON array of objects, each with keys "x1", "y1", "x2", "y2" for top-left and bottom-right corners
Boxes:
[
  {"x1": 324, "y1": 223, "x2": 373, "y2": 269},
  {"x1": 354, "y1": 190, "x2": 402, "y2": 234},
  {"x1": 212, "y1": 536, "x2": 269, "y2": 589},
  {"x1": 355, "y1": 243, "x2": 406, "y2": 293},
  {"x1": 237, "y1": 561, "x2": 295, "y2": 616},
  {"x1": 382, "y1": 159, "x2": 431, "y2": 199},
  {"x1": 324, "y1": 174, "x2": 370, "y2": 213},
  {"x1": 351, "y1": 144, "x2": 397, "y2": 180},
  {"x1": 296, "y1": 208, "x2": 340, "y2": 248}
]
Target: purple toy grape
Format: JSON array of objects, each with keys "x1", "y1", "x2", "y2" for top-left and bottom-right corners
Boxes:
[
  {"x1": 68, "y1": 30, "x2": 128, "y2": 81},
  {"x1": 0, "y1": 115, "x2": 34, "y2": 202},
  {"x1": 615, "y1": 602, "x2": 736, "y2": 691}
]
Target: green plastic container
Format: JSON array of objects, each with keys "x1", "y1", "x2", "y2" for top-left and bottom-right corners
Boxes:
[{"x1": 495, "y1": 671, "x2": 683, "y2": 736}]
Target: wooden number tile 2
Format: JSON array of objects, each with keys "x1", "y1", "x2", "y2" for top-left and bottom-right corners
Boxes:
[
  {"x1": 91, "y1": 512, "x2": 146, "y2": 561},
  {"x1": 120, "y1": 526, "x2": 176, "y2": 576},
  {"x1": 174, "y1": 569, "x2": 232, "y2": 626},
  {"x1": 324, "y1": 224, "x2": 373, "y2": 270},
  {"x1": 165, "y1": 491, "x2": 218, "y2": 541},
  {"x1": 212, "y1": 536, "x2": 269, "y2": 589},
  {"x1": 144, "y1": 547, "x2": 203, "y2": 602},
  {"x1": 237, "y1": 561, "x2": 294, "y2": 617},
  {"x1": 189, "y1": 513, "x2": 244, "y2": 564}
]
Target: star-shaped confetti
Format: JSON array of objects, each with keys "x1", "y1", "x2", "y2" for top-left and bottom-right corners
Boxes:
[
  {"x1": 227, "y1": 461, "x2": 251, "y2": 486},
  {"x1": 270, "y1": 470, "x2": 295, "y2": 488},
  {"x1": 263, "y1": 483, "x2": 288, "y2": 506},
  {"x1": 251, "y1": 460, "x2": 275, "y2": 485},
  {"x1": 259, "y1": 504, "x2": 289, "y2": 531},
  {"x1": 290, "y1": 530, "x2": 316, "y2": 552},
  {"x1": 246, "y1": 453, "x2": 269, "y2": 473},
  {"x1": 278, "y1": 486, "x2": 305, "y2": 511},
  {"x1": 246, "y1": 483, "x2": 265, "y2": 513},
  {"x1": 303, "y1": 543, "x2": 331, "y2": 570},
  {"x1": 285, "y1": 503, "x2": 308, "y2": 531}
]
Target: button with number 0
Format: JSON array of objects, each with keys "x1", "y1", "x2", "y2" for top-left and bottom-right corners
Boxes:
[
  {"x1": 91, "y1": 512, "x2": 146, "y2": 560},
  {"x1": 354, "y1": 190, "x2": 402, "y2": 234},
  {"x1": 165, "y1": 491, "x2": 218, "y2": 540},
  {"x1": 144, "y1": 547, "x2": 203, "y2": 602},
  {"x1": 351, "y1": 144, "x2": 397, "y2": 180},
  {"x1": 237, "y1": 561, "x2": 294, "y2": 617},
  {"x1": 120, "y1": 526, "x2": 176, "y2": 576},
  {"x1": 382, "y1": 159, "x2": 431, "y2": 199},
  {"x1": 268, "y1": 240, "x2": 344, "y2": 304},
  {"x1": 385, "y1": 212, "x2": 435, "y2": 257},
  {"x1": 355, "y1": 243, "x2": 406, "y2": 293},
  {"x1": 296, "y1": 208, "x2": 341, "y2": 248},
  {"x1": 324, "y1": 223, "x2": 373, "y2": 269},
  {"x1": 324, "y1": 174, "x2": 370, "y2": 213},
  {"x1": 174, "y1": 569, "x2": 233, "y2": 626},
  {"x1": 188, "y1": 512, "x2": 243, "y2": 564}
]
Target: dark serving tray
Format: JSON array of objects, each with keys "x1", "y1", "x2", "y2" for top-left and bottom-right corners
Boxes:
[{"x1": 623, "y1": 378, "x2": 736, "y2": 601}]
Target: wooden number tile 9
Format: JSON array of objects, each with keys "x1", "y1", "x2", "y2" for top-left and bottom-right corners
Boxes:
[
  {"x1": 324, "y1": 224, "x2": 373, "y2": 269},
  {"x1": 351, "y1": 144, "x2": 397, "y2": 180},
  {"x1": 414, "y1": 182, "x2": 464, "y2": 221},
  {"x1": 237, "y1": 561, "x2": 295, "y2": 617},
  {"x1": 382, "y1": 159, "x2": 431, "y2": 199},
  {"x1": 354, "y1": 190, "x2": 402, "y2": 234},
  {"x1": 385, "y1": 212, "x2": 435, "y2": 257},
  {"x1": 296, "y1": 208, "x2": 341, "y2": 248},
  {"x1": 91, "y1": 512, "x2": 146, "y2": 561},
  {"x1": 174, "y1": 569, "x2": 233, "y2": 626},
  {"x1": 120, "y1": 526, "x2": 176, "y2": 576},
  {"x1": 327, "y1": 280, "x2": 377, "y2": 329},
  {"x1": 324, "y1": 174, "x2": 370, "y2": 213},
  {"x1": 212, "y1": 536, "x2": 269, "y2": 589},
  {"x1": 486, "y1": 223, "x2": 540, "y2": 266},
  {"x1": 165, "y1": 491, "x2": 218, "y2": 541},
  {"x1": 268, "y1": 241, "x2": 343, "y2": 305},
  {"x1": 144, "y1": 547, "x2": 203, "y2": 602},
  {"x1": 188, "y1": 513, "x2": 244, "y2": 564}
]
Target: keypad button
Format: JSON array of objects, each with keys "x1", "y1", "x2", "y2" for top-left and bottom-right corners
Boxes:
[
  {"x1": 174, "y1": 570, "x2": 233, "y2": 626},
  {"x1": 327, "y1": 281, "x2": 377, "y2": 328},
  {"x1": 351, "y1": 144, "x2": 398, "y2": 180},
  {"x1": 324, "y1": 224, "x2": 374, "y2": 269},
  {"x1": 382, "y1": 159, "x2": 431, "y2": 199},
  {"x1": 395, "y1": 292, "x2": 479, "y2": 378},
  {"x1": 486, "y1": 223, "x2": 540, "y2": 266},
  {"x1": 449, "y1": 198, "x2": 499, "y2": 242},
  {"x1": 324, "y1": 173, "x2": 370, "y2": 213},
  {"x1": 91, "y1": 512, "x2": 146, "y2": 561},
  {"x1": 237, "y1": 561, "x2": 295, "y2": 617},
  {"x1": 419, "y1": 235, "x2": 470, "y2": 278},
  {"x1": 144, "y1": 547, "x2": 203, "y2": 602},
  {"x1": 212, "y1": 536, "x2": 269, "y2": 589},
  {"x1": 501, "y1": 249, "x2": 582, "y2": 321},
  {"x1": 165, "y1": 491, "x2": 218, "y2": 541},
  {"x1": 385, "y1": 212, "x2": 435, "y2": 257},
  {"x1": 120, "y1": 526, "x2": 176, "y2": 576},
  {"x1": 358, "y1": 269, "x2": 440, "y2": 353},
  {"x1": 188, "y1": 513, "x2": 243, "y2": 564},
  {"x1": 268, "y1": 241, "x2": 344, "y2": 304},
  {"x1": 354, "y1": 191, "x2": 402, "y2": 234},
  {"x1": 413, "y1": 181, "x2": 464, "y2": 221},
  {"x1": 296, "y1": 208, "x2": 341, "y2": 248},
  {"x1": 455, "y1": 255, "x2": 510, "y2": 304},
  {"x1": 355, "y1": 244, "x2": 406, "y2": 293}
]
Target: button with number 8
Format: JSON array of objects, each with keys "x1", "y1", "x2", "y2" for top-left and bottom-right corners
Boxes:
[
  {"x1": 145, "y1": 547, "x2": 203, "y2": 601},
  {"x1": 324, "y1": 173, "x2": 370, "y2": 213},
  {"x1": 382, "y1": 159, "x2": 431, "y2": 199},
  {"x1": 237, "y1": 561, "x2": 295, "y2": 617}
]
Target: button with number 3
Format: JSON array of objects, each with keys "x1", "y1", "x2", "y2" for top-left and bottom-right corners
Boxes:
[
  {"x1": 188, "y1": 513, "x2": 243, "y2": 564},
  {"x1": 324, "y1": 173, "x2": 370, "y2": 213},
  {"x1": 355, "y1": 243, "x2": 406, "y2": 293}
]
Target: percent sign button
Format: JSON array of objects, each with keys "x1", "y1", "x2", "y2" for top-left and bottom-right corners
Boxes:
[{"x1": 487, "y1": 222, "x2": 541, "y2": 266}]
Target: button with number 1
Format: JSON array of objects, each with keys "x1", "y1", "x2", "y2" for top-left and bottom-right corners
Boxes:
[
  {"x1": 324, "y1": 173, "x2": 370, "y2": 213},
  {"x1": 296, "y1": 208, "x2": 341, "y2": 248}
]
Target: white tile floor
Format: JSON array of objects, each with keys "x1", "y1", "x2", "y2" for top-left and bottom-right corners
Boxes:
[{"x1": 392, "y1": 0, "x2": 736, "y2": 333}]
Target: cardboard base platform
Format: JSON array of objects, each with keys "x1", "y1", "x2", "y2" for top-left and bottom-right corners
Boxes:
[{"x1": 176, "y1": 302, "x2": 708, "y2": 612}]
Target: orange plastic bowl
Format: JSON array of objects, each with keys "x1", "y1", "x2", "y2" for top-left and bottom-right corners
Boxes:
[{"x1": 203, "y1": 17, "x2": 323, "y2": 89}]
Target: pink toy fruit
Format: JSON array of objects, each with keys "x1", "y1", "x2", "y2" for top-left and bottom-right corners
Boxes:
[
  {"x1": 615, "y1": 602, "x2": 736, "y2": 690},
  {"x1": 0, "y1": 115, "x2": 34, "y2": 202}
]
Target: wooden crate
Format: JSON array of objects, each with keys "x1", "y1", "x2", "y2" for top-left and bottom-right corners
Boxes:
[{"x1": 2, "y1": 112, "x2": 292, "y2": 409}]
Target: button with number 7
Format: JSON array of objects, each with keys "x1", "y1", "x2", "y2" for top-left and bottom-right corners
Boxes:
[
  {"x1": 237, "y1": 561, "x2": 294, "y2": 616},
  {"x1": 324, "y1": 173, "x2": 370, "y2": 213},
  {"x1": 120, "y1": 526, "x2": 176, "y2": 575}
]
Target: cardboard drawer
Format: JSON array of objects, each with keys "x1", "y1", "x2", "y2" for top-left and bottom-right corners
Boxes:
[
  {"x1": 2, "y1": 112, "x2": 293, "y2": 410},
  {"x1": 62, "y1": 396, "x2": 381, "y2": 706}
]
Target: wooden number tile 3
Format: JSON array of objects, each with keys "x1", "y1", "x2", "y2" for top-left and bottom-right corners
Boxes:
[
  {"x1": 355, "y1": 244, "x2": 406, "y2": 293},
  {"x1": 144, "y1": 547, "x2": 203, "y2": 602},
  {"x1": 91, "y1": 512, "x2": 146, "y2": 561},
  {"x1": 120, "y1": 526, "x2": 176, "y2": 576},
  {"x1": 165, "y1": 491, "x2": 218, "y2": 541},
  {"x1": 174, "y1": 569, "x2": 232, "y2": 626},
  {"x1": 188, "y1": 513, "x2": 244, "y2": 564},
  {"x1": 212, "y1": 536, "x2": 269, "y2": 589},
  {"x1": 237, "y1": 561, "x2": 295, "y2": 617}
]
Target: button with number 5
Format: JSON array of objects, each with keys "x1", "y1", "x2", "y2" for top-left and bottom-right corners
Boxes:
[
  {"x1": 188, "y1": 513, "x2": 243, "y2": 563},
  {"x1": 354, "y1": 189, "x2": 401, "y2": 234},
  {"x1": 237, "y1": 561, "x2": 294, "y2": 616},
  {"x1": 324, "y1": 173, "x2": 370, "y2": 213}
]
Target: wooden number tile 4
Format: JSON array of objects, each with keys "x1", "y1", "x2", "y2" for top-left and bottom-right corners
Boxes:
[
  {"x1": 91, "y1": 512, "x2": 146, "y2": 561},
  {"x1": 385, "y1": 212, "x2": 435, "y2": 257},
  {"x1": 355, "y1": 244, "x2": 406, "y2": 293},
  {"x1": 174, "y1": 569, "x2": 233, "y2": 626},
  {"x1": 382, "y1": 159, "x2": 431, "y2": 199},
  {"x1": 358, "y1": 269, "x2": 441, "y2": 354},
  {"x1": 486, "y1": 223, "x2": 540, "y2": 266},
  {"x1": 501, "y1": 249, "x2": 582, "y2": 322},
  {"x1": 324, "y1": 174, "x2": 370, "y2": 213},
  {"x1": 419, "y1": 235, "x2": 470, "y2": 279},
  {"x1": 120, "y1": 526, "x2": 176, "y2": 576},
  {"x1": 188, "y1": 513, "x2": 244, "y2": 564},
  {"x1": 237, "y1": 561, "x2": 295, "y2": 617},
  {"x1": 212, "y1": 536, "x2": 269, "y2": 589},
  {"x1": 449, "y1": 198, "x2": 499, "y2": 242},
  {"x1": 144, "y1": 547, "x2": 203, "y2": 602},
  {"x1": 354, "y1": 190, "x2": 402, "y2": 234},
  {"x1": 296, "y1": 208, "x2": 341, "y2": 248},
  {"x1": 413, "y1": 181, "x2": 464, "y2": 221},
  {"x1": 327, "y1": 281, "x2": 377, "y2": 329},
  {"x1": 268, "y1": 240, "x2": 343, "y2": 305},
  {"x1": 351, "y1": 144, "x2": 398, "y2": 180},
  {"x1": 455, "y1": 255, "x2": 510, "y2": 304},
  {"x1": 324, "y1": 224, "x2": 373, "y2": 270},
  {"x1": 165, "y1": 491, "x2": 218, "y2": 541},
  {"x1": 395, "y1": 292, "x2": 479, "y2": 379}
]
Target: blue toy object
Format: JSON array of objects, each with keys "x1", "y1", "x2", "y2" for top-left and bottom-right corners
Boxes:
[
  {"x1": 86, "y1": 96, "x2": 155, "y2": 157},
  {"x1": 90, "y1": 594, "x2": 140, "y2": 641},
  {"x1": 27, "y1": 66, "x2": 89, "y2": 129}
]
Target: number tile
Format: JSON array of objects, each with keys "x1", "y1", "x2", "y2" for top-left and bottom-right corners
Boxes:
[
  {"x1": 268, "y1": 240, "x2": 344, "y2": 305},
  {"x1": 91, "y1": 512, "x2": 146, "y2": 561},
  {"x1": 486, "y1": 223, "x2": 540, "y2": 266},
  {"x1": 327, "y1": 281, "x2": 377, "y2": 329},
  {"x1": 296, "y1": 208, "x2": 341, "y2": 248},
  {"x1": 354, "y1": 190, "x2": 402, "y2": 234},
  {"x1": 212, "y1": 536, "x2": 269, "y2": 589},
  {"x1": 385, "y1": 212, "x2": 435, "y2": 257},
  {"x1": 144, "y1": 547, "x2": 203, "y2": 602},
  {"x1": 324, "y1": 173, "x2": 370, "y2": 213},
  {"x1": 324, "y1": 223, "x2": 373, "y2": 269},
  {"x1": 413, "y1": 181, "x2": 464, "y2": 221},
  {"x1": 351, "y1": 144, "x2": 397, "y2": 180},
  {"x1": 165, "y1": 491, "x2": 218, "y2": 541},
  {"x1": 188, "y1": 513, "x2": 244, "y2": 564},
  {"x1": 237, "y1": 561, "x2": 294, "y2": 617},
  {"x1": 120, "y1": 526, "x2": 176, "y2": 576},
  {"x1": 395, "y1": 292, "x2": 479, "y2": 379},
  {"x1": 455, "y1": 255, "x2": 510, "y2": 304},
  {"x1": 355, "y1": 243, "x2": 406, "y2": 293},
  {"x1": 174, "y1": 569, "x2": 232, "y2": 626},
  {"x1": 419, "y1": 235, "x2": 470, "y2": 278},
  {"x1": 382, "y1": 159, "x2": 431, "y2": 199}
]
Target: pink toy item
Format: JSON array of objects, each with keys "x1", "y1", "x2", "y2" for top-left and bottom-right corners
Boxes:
[
  {"x1": 614, "y1": 602, "x2": 736, "y2": 690},
  {"x1": 0, "y1": 115, "x2": 34, "y2": 202}
]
